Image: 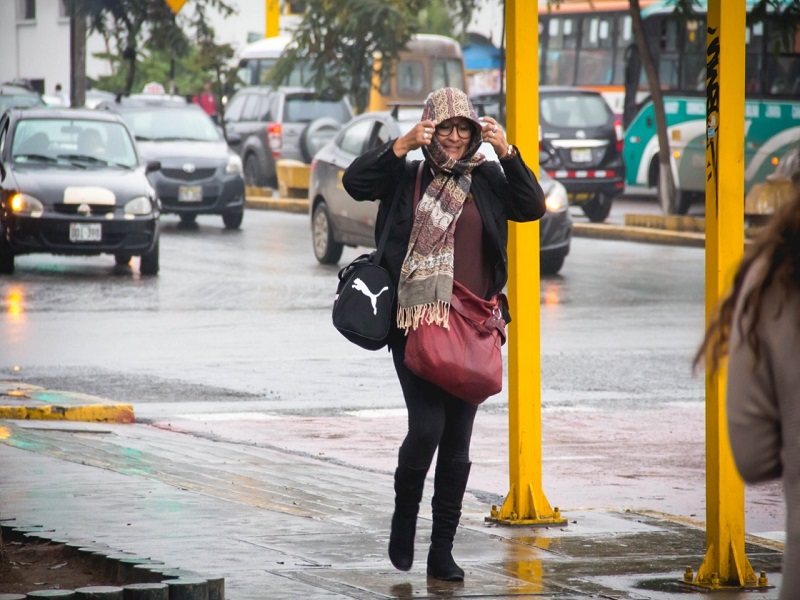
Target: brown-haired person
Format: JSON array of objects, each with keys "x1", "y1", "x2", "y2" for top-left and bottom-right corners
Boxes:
[
  {"x1": 695, "y1": 185, "x2": 800, "y2": 599},
  {"x1": 342, "y1": 87, "x2": 545, "y2": 580}
]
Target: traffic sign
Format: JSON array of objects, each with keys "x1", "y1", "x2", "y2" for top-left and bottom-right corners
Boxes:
[{"x1": 165, "y1": 0, "x2": 188, "y2": 14}]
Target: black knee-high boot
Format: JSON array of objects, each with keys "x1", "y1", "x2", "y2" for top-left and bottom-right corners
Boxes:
[
  {"x1": 427, "y1": 460, "x2": 471, "y2": 581},
  {"x1": 388, "y1": 463, "x2": 428, "y2": 571}
]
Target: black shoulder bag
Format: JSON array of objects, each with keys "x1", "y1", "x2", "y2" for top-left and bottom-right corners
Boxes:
[{"x1": 331, "y1": 164, "x2": 414, "y2": 350}]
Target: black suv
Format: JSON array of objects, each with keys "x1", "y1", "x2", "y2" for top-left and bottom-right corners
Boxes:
[
  {"x1": 222, "y1": 87, "x2": 354, "y2": 188},
  {"x1": 538, "y1": 86, "x2": 625, "y2": 222}
]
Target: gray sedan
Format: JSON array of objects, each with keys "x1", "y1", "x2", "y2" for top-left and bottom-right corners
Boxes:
[{"x1": 308, "y1": 109, "x2": 572, "y2": 275}]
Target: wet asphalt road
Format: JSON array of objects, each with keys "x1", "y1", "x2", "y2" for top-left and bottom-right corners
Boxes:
[{"x1": 0, "y1": 206, "x2": 785, "y2": 535}]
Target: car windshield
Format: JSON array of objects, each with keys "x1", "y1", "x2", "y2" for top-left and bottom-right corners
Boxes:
[
  {"x1": 11, "y1": 118, "x2": 139, "y2": 169},
  {"x1": 540, "y1": 94, "x2": 612, "y2": 128},
  {"x1": 119, "y1": 107, "x2": 222, "y2": 142},
  {"x1": 284, "y1": 97, "x2": 350, "y2": 123}
]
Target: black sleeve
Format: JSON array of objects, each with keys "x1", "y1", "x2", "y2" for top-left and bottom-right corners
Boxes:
[
  {"x1": 342, "y1": 140, "x2": 406, "y2": 203},
  {"x1": 494, "y1": 148, "x2": 547, "y2": 222}
]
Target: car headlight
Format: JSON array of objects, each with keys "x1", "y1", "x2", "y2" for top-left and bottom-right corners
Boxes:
[
  {"x1": 10, "y1": 193, "x2": 44, "y2": 218},
  {"x1": 124, "y1": 196, "x2": 154, "y2": 216},
  {"x1": 226, "y1": 153, "x2": 243, "y2": 174},
  {"x1": 545, "y1": 181, "x2": 569, "y2": 213}
]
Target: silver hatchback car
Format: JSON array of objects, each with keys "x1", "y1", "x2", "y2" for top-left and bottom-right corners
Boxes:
[{"x1": 308, "y1": 109, "x2": 572, "y2": 275}]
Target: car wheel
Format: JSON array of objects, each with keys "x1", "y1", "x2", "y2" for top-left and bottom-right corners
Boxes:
[
  {"x1": 540, "y1": 251, "x2": 565, "y2": 276},
  {"x1": 581, "y1": 194, "x2": 613, "y2": 223},
  {"x1": 312, "y1": 201, "x2": 344, "y2": 265},
  {"x1": 300, "y1": 117, "x2": 343, "y2": 163},
  {"x1": 244, "y1": 154, "x2": 262, "y2": 187},
  {"x1": 222, "y1": 210, "x2": 244, "y2": 230},
  {"x1": 115, "y1": 254, "x2": 131, "y2": 266},
  {"x1": 0, "y1": 235, "x2": 14, "y2": 275},
  {"x1": 139, "y1": 239, "x2": 160, "y2": 276}
]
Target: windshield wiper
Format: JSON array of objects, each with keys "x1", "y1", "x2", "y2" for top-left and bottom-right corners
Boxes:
[
  {"x1": 151, "y1": 136, "x2": 204, "y2": 142},
  {"x1": 58, "y1": 154, "x2": 110, "y2": 167},
  {"x1": 14, "y1": 153, "x2": 58, "y2": 163}
]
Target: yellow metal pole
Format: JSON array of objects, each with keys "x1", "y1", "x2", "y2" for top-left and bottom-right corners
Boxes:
[
  {"x1": 266, "y1": 0, "x2": 279, "y2": 37},
  {"x1": 693, "y1": 0, "x2": 757, "y2": 589},
  {"x1": 487, "y1": 0, "x2": 565, "y2": 527}
]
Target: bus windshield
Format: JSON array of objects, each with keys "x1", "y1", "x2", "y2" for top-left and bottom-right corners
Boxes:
[{"x1": 538, "y1": 0, "x2": 658, "y2": 114}]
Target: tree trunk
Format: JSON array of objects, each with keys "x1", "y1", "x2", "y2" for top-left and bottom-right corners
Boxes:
[{"x1": 629, "y1": 0, "x2": 677, "y2": 214}]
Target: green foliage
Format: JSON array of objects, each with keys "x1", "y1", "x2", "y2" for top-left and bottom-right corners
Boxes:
[
  {"x1": 270, "y1": 0, "x2": 484, "y2": 112},
  {"x1": 79, "y1": 0, "x2": 236, "y2": 95},
  {"x1": 418, "y1": 0, "x2": 457, "y2": 37}
]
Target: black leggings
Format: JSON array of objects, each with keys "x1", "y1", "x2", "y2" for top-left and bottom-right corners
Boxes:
[{"x1": 391, "y1": 337, "x2": 478, "y2": 470}]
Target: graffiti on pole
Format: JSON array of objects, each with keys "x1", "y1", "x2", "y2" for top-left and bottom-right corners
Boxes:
[{"x1": 706, "y1": 26, "x2": 720, "y2": 194}]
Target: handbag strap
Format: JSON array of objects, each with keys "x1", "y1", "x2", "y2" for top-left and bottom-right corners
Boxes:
[
  {"x1": 411, "y1": 161, "x2": 425, "y2": 210},
  {"x1": 372, "y1": 162, "x2": 412, "y2": 265}
]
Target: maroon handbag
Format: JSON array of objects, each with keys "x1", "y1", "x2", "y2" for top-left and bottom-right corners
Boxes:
[{"x1": 403, "y1": 280, "x2": 506, "y2": 405}]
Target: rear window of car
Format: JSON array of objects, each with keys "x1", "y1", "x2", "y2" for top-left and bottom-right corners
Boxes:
[
  {"x1": 540, "y1": 94, "x2": 612, "y2": 129},
  {"x1": 284, "y1": 97, "x2": 350, "y2": 123}
]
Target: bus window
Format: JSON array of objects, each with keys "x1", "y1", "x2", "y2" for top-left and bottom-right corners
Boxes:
[
  {"x1": 545, "y1": 17, "x2": 579, "y2": 85},
  {"x1": 367, "y1": 34, "x2": 466, "y2": 113},
  {"x1": 397, "y1": 61, "x2": 424, "y2": 95},
  {"x1": 577, "y1": 15, "x2": 614, "y2": 85},
  {"x1": 612, "y1": 15, "x2": 634, "y2": 85},
  {"x1": 431, "y1": 59, "x2": 465, "y2": 90}
]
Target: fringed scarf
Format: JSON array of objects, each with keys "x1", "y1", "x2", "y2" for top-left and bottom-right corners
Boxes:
[{"x1": 397, "y1": 87, "x2": 485, "y2": 332}]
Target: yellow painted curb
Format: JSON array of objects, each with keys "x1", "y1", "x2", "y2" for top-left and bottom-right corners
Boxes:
[
  {"x1": 0, "y1": 382, "x2": 134, "y2": 423},
  {"x1": 0, "y1": 403, "x2": 134, "y2": 423},
  {"x1": 245, "y1": 197, "x2": 308, "y2": 214}
]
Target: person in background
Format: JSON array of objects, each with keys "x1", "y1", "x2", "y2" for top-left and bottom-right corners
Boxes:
[
  {"x1": 193, "y1": 80, "x2": 218, "y2": 123},
  {"x1": 694, "y1": 185, "x2": 800, "y2": 600},
  {"x1": 342, "y1": 87, "x2": 545, "y2": 581}
]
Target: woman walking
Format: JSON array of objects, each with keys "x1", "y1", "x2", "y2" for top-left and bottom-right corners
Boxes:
[{"x1": 342, "y1": 87, "x2": 545, "y2": 580}]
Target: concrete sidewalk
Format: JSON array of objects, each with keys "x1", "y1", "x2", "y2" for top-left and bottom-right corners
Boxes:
[
  {"x1": 0, "y1": 409, "x2": 785, "y2": 599},
  {"x1": 0, "y1": 203, "x2": 778, "y2": 598}
]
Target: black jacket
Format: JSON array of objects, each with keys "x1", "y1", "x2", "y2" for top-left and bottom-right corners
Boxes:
[{"x1": 342, "y1": 140, "x2": 546, "y2": 301}]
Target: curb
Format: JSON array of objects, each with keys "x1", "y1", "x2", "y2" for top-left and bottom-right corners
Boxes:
[
  {"x1": 0, "y1": 521, "x2": 224, "y2": 599},
  {"x1": 0, "y1": 383, "x2": 134, "y2": 424},
  {"x1": 245, "y1": 194, "x2": 709, "y2": 247}
]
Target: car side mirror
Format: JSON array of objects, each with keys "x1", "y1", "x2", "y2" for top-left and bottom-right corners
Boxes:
[
  {"x1": 225, "y1": 130, "x2": 242, "y2": 144},
  {"x1": 145, "y1": 160, "x2": 161, "y2": 174},
  {"x1": 539, "y1": 150, "x2": 549, "y2": 164}
]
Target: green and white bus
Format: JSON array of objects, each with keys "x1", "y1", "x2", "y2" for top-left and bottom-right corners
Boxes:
[{"x1": 622, "y1": 0, "x2": 800, "y2": 214}]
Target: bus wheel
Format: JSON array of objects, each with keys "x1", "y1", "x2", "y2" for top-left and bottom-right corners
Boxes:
[{"x1": 581, "y1": 194, "x2": 613, "y2": 222}]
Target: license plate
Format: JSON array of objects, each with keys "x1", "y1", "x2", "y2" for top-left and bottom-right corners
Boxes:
[
  {"x1": 69, "y1": 223, "x2": 102, "y2": 242},
  {"x1": 571, "y1": 148, "x2": 593, "y2": 163},
  {"x1": 178, "y1": 186, "x2": 203, "y2": 202}
]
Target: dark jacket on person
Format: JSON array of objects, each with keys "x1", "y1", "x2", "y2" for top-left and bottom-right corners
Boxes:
[{"x1": 342, "y1": 140, "x2": 546, "y2": 307}]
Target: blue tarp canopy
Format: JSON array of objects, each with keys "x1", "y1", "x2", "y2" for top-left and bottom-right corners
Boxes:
[{"x1": 462, "y1": 43, "x2": 503, "y2": 71}]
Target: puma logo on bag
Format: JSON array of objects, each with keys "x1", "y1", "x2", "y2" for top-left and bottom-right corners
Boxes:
[{"x1": 352, "y1": 278, "x2": 389, "y2": 315}]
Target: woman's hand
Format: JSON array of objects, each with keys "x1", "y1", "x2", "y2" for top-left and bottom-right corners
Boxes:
[
  {"x1": 480, "y1": 116, "x2": 510, "y2": 159},
  {"x1": 392, "y1": 120, "x2": 436, "y2": 157}
]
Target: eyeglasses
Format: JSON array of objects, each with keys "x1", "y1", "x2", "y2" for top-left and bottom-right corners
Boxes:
[{"x1": 434, "y1": 121, "x2": 473, "y2": 139}]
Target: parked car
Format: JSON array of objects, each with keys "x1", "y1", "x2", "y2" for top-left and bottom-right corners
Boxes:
[
  {"x1": 0, "y1": 83, "x2": 46, "y2": 114},
  {"x1": 471, "y1": 88, "x2": 625, "y2": 223},
  {"x1": 222, "y1": 86, "x2": 354, "y2": 188},
  {"x1": 538, "y1": 87, "x2": 625, "y2": 223},
  {"x1": 0, "y1": 107, "x2": 161, "y2": 275},
  {"x1": 308, "y1": 109, "x2": 571, "y2": 275},
  {"x1": 97, "y1": 97, "x2": 245, "y2": 229}
]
